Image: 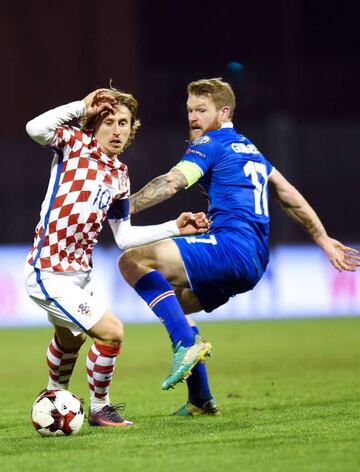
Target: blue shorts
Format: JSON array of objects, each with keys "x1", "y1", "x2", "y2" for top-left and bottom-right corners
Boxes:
[{"x1": 174, "y1": 231, "x2": 268, "y2": 313}]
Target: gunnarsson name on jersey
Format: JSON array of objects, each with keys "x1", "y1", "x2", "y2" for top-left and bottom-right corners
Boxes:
[{"x1": 231, "y1": 142, "x2": 260, "y2": 154}]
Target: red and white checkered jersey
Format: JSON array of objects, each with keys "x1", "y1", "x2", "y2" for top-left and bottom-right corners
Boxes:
[{"x1": 27, "y1": 125, "x2": 130, "y2": 272}]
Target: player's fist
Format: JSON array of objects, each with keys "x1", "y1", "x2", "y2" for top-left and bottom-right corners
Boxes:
[{"x1": 176, "y1": 212, "x2": 210, "y2": 235}]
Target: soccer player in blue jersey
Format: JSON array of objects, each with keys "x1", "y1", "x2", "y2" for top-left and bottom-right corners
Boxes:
[{"x1": 119, "y1": 78, "x2": 360, "y2": 416}]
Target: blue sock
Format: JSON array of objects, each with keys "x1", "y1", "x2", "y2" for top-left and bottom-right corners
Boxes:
[
  {"x1": 187, "y1": 326, "x2": 212, "y2": 406},
  {"x1": 134, "y1": 271, "x2": 195, "y2": 347}
]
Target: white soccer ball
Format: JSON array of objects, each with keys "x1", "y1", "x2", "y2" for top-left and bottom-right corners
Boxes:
[{"x1": 31, "y1": 389, "x2": 84, "y2": 437}]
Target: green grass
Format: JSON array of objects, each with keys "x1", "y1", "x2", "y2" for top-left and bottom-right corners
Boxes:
[{"x1": 1, "y1": 318, "x2": 360, "y2": 471}]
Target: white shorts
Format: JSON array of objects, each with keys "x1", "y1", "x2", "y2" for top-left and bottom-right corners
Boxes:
[{"x1": 24, "y1": 263, "x2": 106, "y2": 335}]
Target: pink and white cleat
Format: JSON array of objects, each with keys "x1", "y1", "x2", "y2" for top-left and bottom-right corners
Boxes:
[{"x1": 88, "y1": 403, "x2": 133, "y2": 427}]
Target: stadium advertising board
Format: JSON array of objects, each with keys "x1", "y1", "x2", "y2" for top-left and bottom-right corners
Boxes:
[{"x1": 0, "y1": 245, "x2": 359, "y2": 327}]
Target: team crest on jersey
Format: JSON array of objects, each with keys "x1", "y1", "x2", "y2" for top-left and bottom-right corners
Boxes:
[
  {"x1": 78, "y1": 302, "x2": 92, "y2": 316},
  {"x1": 192, "y1": 136, "x2": 211, "y2": 145},
  {"x1": 119, "y1": 172, "x2": 127, "y2": 186}
]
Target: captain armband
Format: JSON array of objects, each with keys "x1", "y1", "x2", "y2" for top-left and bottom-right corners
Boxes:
[{"x1": 173, "y1": 161, "x2": 203, "y2": 189}]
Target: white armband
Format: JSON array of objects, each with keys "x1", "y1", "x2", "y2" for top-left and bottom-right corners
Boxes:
[
  {"x1": 108, "y1": 218, "x2": 180, "y2": 252},
  {"x1": 25, "y1": 101, "x2": 86, "y2": 146}
]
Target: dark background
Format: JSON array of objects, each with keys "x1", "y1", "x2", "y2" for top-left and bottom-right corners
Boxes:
[{"x1": 1, "y1": 0, "x2": 359, "y2": 247}]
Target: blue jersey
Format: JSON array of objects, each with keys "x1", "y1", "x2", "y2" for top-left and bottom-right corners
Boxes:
[{"x1": 180, "y1": 124, "x2": 273, "y2": 266}]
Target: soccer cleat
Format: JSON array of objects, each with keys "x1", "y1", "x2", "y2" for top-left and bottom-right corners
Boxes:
[
  {"x1": 172, "y1": 399, "x2": 220, "y2": 417},
  {"x1": 88, "y1": 403, "x2": 133, "y2": 427},
  {"x1": 161, "y1": 335, "x2": 212, "y2": 391}
]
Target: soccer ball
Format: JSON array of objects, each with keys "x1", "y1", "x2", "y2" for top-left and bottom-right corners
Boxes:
[{"x1": 31, "y1": 389, "x2": 84, "y2": 437}]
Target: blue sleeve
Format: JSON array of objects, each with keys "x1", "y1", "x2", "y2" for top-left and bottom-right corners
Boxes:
[
  {"x1": 264, "y1": 157, "x2": 274, "y2": 177},
  {"x1": 107, "y1": 198, "x2": 130, "y2": 220},
  {"x1": 180, "y1": 135, "x2": 219, "y2": 174}
]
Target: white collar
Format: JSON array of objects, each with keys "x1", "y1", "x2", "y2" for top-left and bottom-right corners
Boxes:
[{"x1": 221, "y1": 122, "x2": 234, "y2": 129}]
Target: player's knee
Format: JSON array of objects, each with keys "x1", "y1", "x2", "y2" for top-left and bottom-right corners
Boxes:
[
  {"x1": 118, "y1": 248, "x2": 134, "y2": 274},
  {"x1": 91, "y1": 316, "x2": 124, "y2": 346},
  {"x1": 110, "y1": 318, "x2": 124, "y2": 344},
  {"x1": 102, "y1": 319, "x2": 124, "y2": 346},
  {"x1": 118, "y1": 248, "x2": 145, "y2": 283}
]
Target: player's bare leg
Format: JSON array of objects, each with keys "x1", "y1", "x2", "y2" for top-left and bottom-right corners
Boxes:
[{"x1": 119, "y1": 239, "x2": 189, "y2": 287}]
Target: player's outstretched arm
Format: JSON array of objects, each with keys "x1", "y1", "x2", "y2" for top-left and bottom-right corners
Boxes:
[
  {"x1": 269, "y1": 169, "x2": 360, "y2": 272},
  {"x1": 130, "y1": 168, "x2": 188, "y2": 214},
  {"x1": 25, "y1": 88, "x2": 115, "y2": 146},
  {"x1": 108, "y1": 211, "x2": 208, "y2": 251}
]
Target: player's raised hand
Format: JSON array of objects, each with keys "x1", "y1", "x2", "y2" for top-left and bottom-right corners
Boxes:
[
  {"x1": 82, "y1": 89, "x2": 115, "y2": 117},
  {"x1": 176, "y1": 212, "x2": 209, "y2": 235},
  {"x1": 322, "y1": 237, "x2": 360, "y2": 272}
]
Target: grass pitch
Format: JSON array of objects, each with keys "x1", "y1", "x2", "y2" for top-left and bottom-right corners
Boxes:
[{"x1": 1, "y1": 317, "x2": 360, "y2": 472}]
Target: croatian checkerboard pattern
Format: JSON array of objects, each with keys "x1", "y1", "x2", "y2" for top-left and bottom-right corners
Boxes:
[{"x1": 28, "y1": 126, "x2": 129, "y2": 272}]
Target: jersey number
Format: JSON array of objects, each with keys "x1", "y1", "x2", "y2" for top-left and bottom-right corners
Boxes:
[
  {"x1": 93, "y1": 185, "x2": 111, "y2": 210},
  {"x1": 243, "y1": 161, "x2": 269, "y2": 216}
]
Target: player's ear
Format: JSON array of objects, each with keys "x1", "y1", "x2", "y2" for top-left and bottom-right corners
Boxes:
[{"x1": 220, "y1": 106, "x2": 231, "y2": 121}]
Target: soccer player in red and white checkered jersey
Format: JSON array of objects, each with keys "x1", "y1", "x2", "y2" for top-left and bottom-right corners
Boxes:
[{"x1": 24, "y1": 86, "x2": 209, "y2": 427}]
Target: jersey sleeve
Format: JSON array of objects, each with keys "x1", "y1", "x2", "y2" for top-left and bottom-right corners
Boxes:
[
  {"x1": 108, "y1": 218, "x2": 180, "y2": 252},
  {"x1": 107, "y1": 197, "x2": 130, "y2": 221},
  {"x1": 180, "y1": 135, "x2": 219, "y2": 178},
  {"x1": 50, "y1": 126, "x2": 84, "y2": 151},
  {"x1": 26, "y1": 101, "x2": 85, "y2": 147},
  {"x1": 264, "y1": 157, "x2": 275, "y2": 177}
]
